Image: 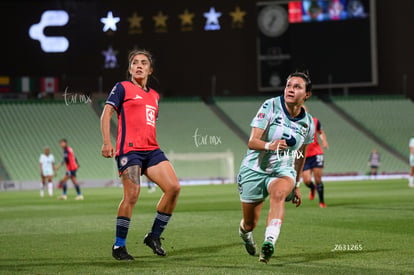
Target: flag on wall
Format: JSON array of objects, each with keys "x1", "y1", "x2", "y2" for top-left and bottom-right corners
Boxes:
[
  {"x1": 17, "y1": 76, "x2": 34, "y2": 93},
  {"x1": 40, "y1": 77, "x2": 59, "y2": 93},
  {"x1": 0, "y1": 76, "x2": 10, "y2": 92}
]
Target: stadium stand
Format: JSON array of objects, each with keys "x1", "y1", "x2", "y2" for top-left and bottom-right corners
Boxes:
[
  {"x1": 214, "y1": 96, "x2": 408, "y2": 174},
  {"x1": 332, "y1": 96, "x2": 414, "y2": 158},
  {"x1": 0, "y1": 96, "x2": 409, "y2": 184},
  {"x1": 156, "y1": 98, "x2": 247, "y2": 181},
  {"x1": 0, "y1": 101, "x2": 114, "y2": 181}
]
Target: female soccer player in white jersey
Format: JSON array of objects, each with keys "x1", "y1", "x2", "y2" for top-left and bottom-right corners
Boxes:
[
  {"x1": 39, "y1": 146, "x2": 55, "y2": 197},
  {"x1": 237, "y1": 70, "x2": 315, "y2": 263}
]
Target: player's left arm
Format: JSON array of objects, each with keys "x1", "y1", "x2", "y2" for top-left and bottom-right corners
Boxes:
[
  {"x1": 292, "y1": 144, "x2": 309, "y2": 207},
  {"x1": 56, "y1": 159, "x2": 64, "y2": 170},
  {"x1": 319, "y1": 129, "x2": 329, "y2": 149},
  {"x1": 52, "y1": 162, "x2": 56, "y2": 176},
  {"x1": 410, "y1": 146, "x2": 414, "y2": 155}
]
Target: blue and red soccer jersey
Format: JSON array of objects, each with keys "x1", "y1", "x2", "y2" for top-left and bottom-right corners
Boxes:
[
  {"x1": 106, "y1": 81, "x2": 160, "y2": 156},
  {"x1": 305, "y1": 117, "x2": 324, "y2": 158},
  {"x1": 63, "y1": 146, "x2": 78, "y2": 171}
]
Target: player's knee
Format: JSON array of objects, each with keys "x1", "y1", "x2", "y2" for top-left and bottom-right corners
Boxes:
[
  {"x1": 125, "y1": 192, "x2": 139, "y2": 205},
  {"x1": 270, "y1": 189, "x2": 287, "y2": 202},
  {"x1": 167, "y1": 182, "x2": 181, "y2": 197},
  {"x1": 243, "y1": 220, "x2": 256, "y2": 232}
]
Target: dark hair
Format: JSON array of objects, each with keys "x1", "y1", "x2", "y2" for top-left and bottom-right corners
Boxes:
[
  {"x1": 60, "y1": 138, "x2": 67, "y2": 143},
  {"x1": 126, "y1": 49, "x2": 154, "y2": 79},
  {"x1": 287, "y1": 69, "x2": 312, "y2": 92}
]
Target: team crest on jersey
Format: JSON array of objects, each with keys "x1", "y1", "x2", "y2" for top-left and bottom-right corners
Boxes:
[
  {"x1": 300, "y1": 127, "x2": 308, "y2": 136},
  {"x1": 257, "y1": 113, "x2": 265, "y2": 119},
  {"x1": 146, "y1": 105, "x2": 156, "y2": 127},
  {"x1": 120, "y1": 157, "x2": 128, "y2": 166}
]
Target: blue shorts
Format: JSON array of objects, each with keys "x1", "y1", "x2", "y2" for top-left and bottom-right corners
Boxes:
[
  {"x1": 116, "y1": 149, "x2": 168, "y2": 176},
  {"x1": 303, "y1": 155, "x2": 324, "y2": 171},
  {"x1": 66, "y1": 170, "x2": 77, "y2": 177}
]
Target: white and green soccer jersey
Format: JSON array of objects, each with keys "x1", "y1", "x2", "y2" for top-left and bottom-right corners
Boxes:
[{"x1": 241, "y1": 96, "x2": 315, "y2": 174}]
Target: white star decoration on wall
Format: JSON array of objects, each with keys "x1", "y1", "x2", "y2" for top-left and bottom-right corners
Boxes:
[
  {"x1": 102, "y1": 46, "x2": 118, "y2": 68},
  {"x1": 204, "y1": 7, "x2": 222, "y2": 31},
  {"x1": 100, "y1": 11, "x2": 120, "y2": 32}
]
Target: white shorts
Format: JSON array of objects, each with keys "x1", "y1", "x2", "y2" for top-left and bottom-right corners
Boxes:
[{"x1": 42, "y1": 169, "x2": 53, "y2": 177}]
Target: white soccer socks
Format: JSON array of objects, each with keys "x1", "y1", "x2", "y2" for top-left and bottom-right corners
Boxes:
[
  {"x1": 264, "y1": 219, "x2": 282, "y2": 245},
  {"x1": 40, "y1": 183, "x2": 44, "y2": 197},
  {"x1": 48, "y1": 182, "x2": 53, "y2": 196}
]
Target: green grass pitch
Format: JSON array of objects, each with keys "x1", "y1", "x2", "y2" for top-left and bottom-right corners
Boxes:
[{"x1": 0, "y1": 179, "x2": 413, "y2": 274}]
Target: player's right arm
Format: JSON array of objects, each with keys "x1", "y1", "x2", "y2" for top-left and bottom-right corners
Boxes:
[
  {"x1": 248, "y1": 127, "x2": 287, "y2": 151},
  {"x1": 101, "y1": 104, "x2": 116, "y2": 158},
  {"x1": 248, "y1": 99, "x2": 287, "y2": 152},
  {"x1": 39, "y1": 160, "x2": 43, "y2": 177}
]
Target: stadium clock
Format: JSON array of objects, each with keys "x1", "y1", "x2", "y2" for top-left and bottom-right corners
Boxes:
[{"x1": 257, "y1": 5, "x2": 288, "y2": 38}]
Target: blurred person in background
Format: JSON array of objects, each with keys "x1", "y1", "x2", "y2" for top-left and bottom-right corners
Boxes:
[
  {"x1": 368, "y1": 148, "x2": 380, "y2": 179},
  {"x1": 302, "y1": 115, "x2": 329, "y2": 208},
  {"x1": 409, "y1": 135, "x2": 414, "y2": 188},
  {"x1": 39, "y1": 146, "x2": 55, "y2": 197},
  {"x1": 56, "y1": 139, "x2": 83, "y2": 200}
]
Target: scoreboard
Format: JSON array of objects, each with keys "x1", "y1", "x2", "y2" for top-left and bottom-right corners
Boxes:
[
  {"x1": 256, "y1": 0, "x2": 377, "y2": 91},
  {"x1": 0, "y1": 0, "x2": 377, "y2": 96}
]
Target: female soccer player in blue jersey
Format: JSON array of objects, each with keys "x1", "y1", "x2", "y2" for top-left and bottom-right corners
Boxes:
[
  {"x1": 237, "y1": 70, "x2": 315, "y2": 263},
  {"x1": 101, "y1": 49, "x2": 180, "y2": 261}
]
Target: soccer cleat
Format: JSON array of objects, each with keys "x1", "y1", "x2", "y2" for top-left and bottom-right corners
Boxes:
[
  {"x1": 239, "y1": 228, "x2": 257, "y2": 256},
  {"x1": 143, "y1": 233, "x2": 166, "y2": 256},
  {"x1": 319, "y1": 202, "x2": 327, "y2": 208},
  {"x1": 75, "y1": 195, "x2": 84, "y2": 200},
  {"x1": 112, "y1": 245, "x2": 134, "y2": 261},
  {"x1": 259, "y1": 241, "x2": 274, "y2": 263},
  {"x1": 309, "y1": 187, "x2": 316, "y2": 200},
  {"x1": 57, "y1": 195, "x2": 67, "y2": 200}
]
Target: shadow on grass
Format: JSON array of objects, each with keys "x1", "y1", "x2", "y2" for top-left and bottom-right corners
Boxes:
[
  {"x1": 0, "y1": 245, "x2": 393, "y2": 273},
  {"x1": 271, "y1": 248, "x2": 392, "y2": 266},
  {"x1": 191, "y1": 248, "x2": 394, "y2": 272},
  {"x1": 0, "y1": 242, "x2": 241, "y2": 270}
]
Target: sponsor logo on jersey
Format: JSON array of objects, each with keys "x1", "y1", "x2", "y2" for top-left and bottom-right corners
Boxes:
[
  {"x1": 282, "y1": 132, "x2": 297, "y2": 146},
  {"x1": 146, "y1": 105, "x2": 156, "y2": 127},
  {"x1": 133, "y1": 94, "x2": 143, "y2": 99},
  {"x1": 257, "y1": 112, "x2": 265, "y2": 119}
]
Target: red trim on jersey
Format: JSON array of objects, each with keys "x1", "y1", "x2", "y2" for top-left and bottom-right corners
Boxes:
[{"x1": 305, "y1": 117, "x2": 324, "y2": 158}]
